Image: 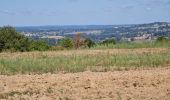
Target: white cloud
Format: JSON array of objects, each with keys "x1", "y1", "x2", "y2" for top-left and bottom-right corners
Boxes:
[{"x1": 0, "y1": 10, "x2": 16, "y2": 15}]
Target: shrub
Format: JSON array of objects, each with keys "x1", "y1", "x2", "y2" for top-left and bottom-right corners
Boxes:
[
  {"x1": 100, "y1": 38, "x2": 116, "y2": 46},
  {"x1": 84, "y1": 38, "x2": 95, "y2": 48},
  {"x1": 156, "y1": 36, "x2": 169, "y2": 43},
  {"x1": 58, "y1": 38, "x2": 74, "y2": 49},
  {"x1": 29, "y1": 40, "x2": 49, "y2": 51}
]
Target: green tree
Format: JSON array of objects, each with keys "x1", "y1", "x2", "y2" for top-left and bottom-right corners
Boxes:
[
  {"x1": 0, "y1": 26, "x2": 50, "y2": 52},
  {"x1": 0, "y1": 26, "x2": 30, "y2": 52},
  {"x1": 59, "y1": 38, "x2": 74, "y2": 49}
]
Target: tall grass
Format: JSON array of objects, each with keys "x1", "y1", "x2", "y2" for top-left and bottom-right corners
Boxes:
[
  {"x1": 0, "y1": 49, "x2": 170, "y2": 75},
  {"x1": 92, "y1": 41, "x2": 170, "y2": 49}
]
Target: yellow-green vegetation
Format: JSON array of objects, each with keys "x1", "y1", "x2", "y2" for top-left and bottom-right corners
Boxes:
[
  {"x1": 93, "y1": 40, "x2": 170, "y2": 49},
  {"x1": 0, "y1": 48, "x2": 170, "y2": 75}
]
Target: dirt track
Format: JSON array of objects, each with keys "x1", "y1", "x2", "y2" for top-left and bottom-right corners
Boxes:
[{"x1": 0, "y1": 67, "x2": 170, "y2": 100}]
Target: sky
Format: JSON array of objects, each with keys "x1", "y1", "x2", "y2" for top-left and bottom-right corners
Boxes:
[{"x1": 0, "y1": 0, "x2": 170, "y2": 26}]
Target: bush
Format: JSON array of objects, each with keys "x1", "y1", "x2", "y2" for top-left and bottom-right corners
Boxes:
[
  {"x1": 58, "y1": 38, "x2": 74, "y2": 49},
  {"x1": 100, "y1": 38, "x2": 116, "y2": 46},
  {"x1": 84, "y1": 38, "x2": 95, "y2": 48},
  {"x1": 29, "y1": 40, "x2": 49, "y2": 51},
  {"x1": 156, "y1": 36, "x2": 169, "y2": 43}
]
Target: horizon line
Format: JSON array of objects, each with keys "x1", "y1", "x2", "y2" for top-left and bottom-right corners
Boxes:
[{"x1": 1, "y1": 21, "x2": 169, "y2": 27}]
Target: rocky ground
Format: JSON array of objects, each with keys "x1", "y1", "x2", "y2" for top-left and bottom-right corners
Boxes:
[{"x1": 0, "y1": 67, "x2": 170, "y2": 100}]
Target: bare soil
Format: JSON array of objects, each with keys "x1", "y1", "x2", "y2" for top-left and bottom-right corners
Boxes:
[{"x1": 0, "y1": 67, "x2": 170, "y2": 100}]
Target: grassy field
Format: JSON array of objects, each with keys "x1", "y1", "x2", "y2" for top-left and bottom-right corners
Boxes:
[
  {"x1": 92, "y1": 41, "x2": 170, "y2": 49},
  {"x1": 0, "y1": 48, "x2": 170, "y2": 75}
]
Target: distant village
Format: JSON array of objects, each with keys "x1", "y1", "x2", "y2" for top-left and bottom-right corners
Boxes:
[{"x1": 19, "y1": 22, "x2": 170, "y2": 45}]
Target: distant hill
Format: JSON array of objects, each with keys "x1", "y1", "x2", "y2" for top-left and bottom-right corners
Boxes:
[
  {"x1": 15, "y1": 22, "x2": 170, "y2": 32},
  {"x1": 13, "y1": 22, "x2": 170, "y2": 42}
]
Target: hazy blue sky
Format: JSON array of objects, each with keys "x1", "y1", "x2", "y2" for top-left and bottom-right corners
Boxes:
[{"x1": 0, "y1": 0, "x2": 170, "y2": 26}]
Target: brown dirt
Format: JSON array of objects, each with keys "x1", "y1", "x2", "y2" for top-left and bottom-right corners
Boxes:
[{"x1": 0, "y1": 67, "x2": 170, "y2": 100}]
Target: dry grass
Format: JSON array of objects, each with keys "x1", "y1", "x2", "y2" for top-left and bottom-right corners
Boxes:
[{"x1": 0, "y1": 48, "x2": 168, "y2": 59}]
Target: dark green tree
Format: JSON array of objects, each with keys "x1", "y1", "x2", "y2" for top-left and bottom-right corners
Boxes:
[
  {"x1": 0, "y1": 26, "x2": 49, "y2": 52},
  {"x1": 0, "y1": 26, "x2": 30, "y2": 52}
]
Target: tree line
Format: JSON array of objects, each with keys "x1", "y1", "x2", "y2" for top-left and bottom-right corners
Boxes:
[
  {"x1": 0, "y1": 26, "x2": 117, "y2": 52},
  {"x1": 4, "y1": 26, "x2": 169, "y2": 52}
]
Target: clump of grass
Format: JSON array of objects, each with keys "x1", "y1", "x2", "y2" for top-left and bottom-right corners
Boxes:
[
  {"x1": 0, "y1": 48, "x2": 170, "y2": 75},
  {"x1": 46, "y1": 87, "x2": 53, "y2": 93},
  {"x1": 0, "y1": 91, "x2": 23, "y2": 99},
  {"x1": 0, "y1": 90, "x2": 40, "y2": 99}
]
